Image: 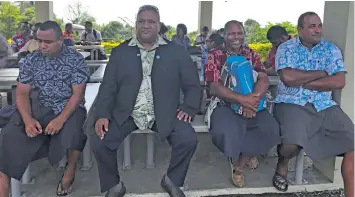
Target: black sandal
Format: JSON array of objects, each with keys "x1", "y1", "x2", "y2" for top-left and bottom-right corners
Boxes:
[
  {"x1": 56, "y1": 163, "x2": 76, "y2": 196},
  {"x1": 272, "y1": 171, "x2": 288, "y2": 192}
]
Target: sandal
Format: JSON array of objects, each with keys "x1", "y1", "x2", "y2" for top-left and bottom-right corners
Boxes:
[
  {"x1": 246, "y1": 157, "x2": 259, "y2": 169},
  {"x1": 229, "y1": 158, "x2": 245, "y2": 187},
  {"x1": 272, "y1": 171, "x2": 288, "y2": 192},
  {"x1": 56, "y1": 163, "x2": 76, "y2": 196}
]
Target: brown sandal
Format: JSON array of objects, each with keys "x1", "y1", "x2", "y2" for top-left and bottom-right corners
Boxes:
[
  {"x1": 229, "y1": 158, "x2": 245, "y2": 187},
  {"x1": 246, "y1": 157, "x2": 259, "y2": 169}
]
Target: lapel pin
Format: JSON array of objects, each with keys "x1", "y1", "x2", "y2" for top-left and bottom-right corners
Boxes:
[{"x1": 156, "y1": 55, "x2": 160, "y2": 59}]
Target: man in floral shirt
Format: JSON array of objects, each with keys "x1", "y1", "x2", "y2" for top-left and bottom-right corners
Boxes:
[{"x1": 205, "y1": 20, "x2": 280, "y2": 188}]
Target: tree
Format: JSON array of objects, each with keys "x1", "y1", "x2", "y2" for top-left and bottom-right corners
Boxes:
[
  {"x1": 65, "y1": 1, "x2": 95, "y2": 25},
  {"x1": 0, "y1": 2, "x2": 20, "y2": 39},
  {"x1": 19, "y1": 6, "x2": 35, "y2": 24},
  {"x1": 101, "y1": 21, "x2": 124, "y2": 40}
]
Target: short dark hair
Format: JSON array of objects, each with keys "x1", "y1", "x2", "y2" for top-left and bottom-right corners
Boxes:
[
  {"x1": 224, "y1": 20, "x2": 245, "y2": 32},
  {"x1": 202, "y1": 26, "x2": 209, "y2": 32},
  {"x1": 39, "y1": 20, "x2": 62, "y2": 39},
  {"x1": 159, "y1": 22, "x2": 168, "y2": 34},
  {"x1": 137, "y1": 5, "x2": 160, "y2": 22},
  {"x1": 208, "y1": 33, "x2": 224, "y2": 46},
  {"x1": 65, "y1": 23, "x2": 73, "y2": 28},
  {"x1": 297, "y1": 11, "x2": 319, "y2": 28},
  {"x1": 33, "y1": 22, "x2": 42, "y2": 29},
  {"x1": 266, "y1": 25, "x2": 288, "y2": 41},
  {"x1": 176, "y1": 23, "x2": 187, "y2": 35},
  {"x1": 85, "y1": 21, "x2": 93, "y2": 26},
  {"x1": 218, "y1": 28, "x2": 224, "y2": 33}
]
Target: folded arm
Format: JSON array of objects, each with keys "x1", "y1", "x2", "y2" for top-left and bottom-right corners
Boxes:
[
  {"x1": 278, "y1": 68, "x2": 328, "y2": 87},
  {"x1": 303, "y1": 71, "x2": 345, "y2": 91}
]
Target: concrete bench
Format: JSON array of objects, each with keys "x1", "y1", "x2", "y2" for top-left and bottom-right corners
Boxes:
[{"x1": 121, "y1": 107, "x2": 305, "y2": 185}]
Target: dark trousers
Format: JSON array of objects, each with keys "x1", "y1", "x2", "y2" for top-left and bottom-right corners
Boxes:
[
  {"x1": 92, "y1": 117, "x2": 198, "y2": 192},
  {"x1": 0, "y1": 106, "x2": 87, "y2": 181}
]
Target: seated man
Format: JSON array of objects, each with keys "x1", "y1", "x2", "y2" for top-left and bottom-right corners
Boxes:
[
  {"x1": 205, "y1": 20, "x2": 280, "y2": 188},
  {"x1": 18, "y1": 22, "x2": 42, "y2": 59},
  {"x1": 80, "y1": 21, "x2": 107, "y2": 60},
  {"x1": 91, "y1": 5, "x2": 201, "y2": 197},
  {"x1": 264, "y1": 25, "x2": 291, "y2": 76},
  {"x1": 272, "y1": 12, "x2": 354, "y2": 197},
  {"x1": 0, "y1": 21, "x2": 90, "y2": 197}
]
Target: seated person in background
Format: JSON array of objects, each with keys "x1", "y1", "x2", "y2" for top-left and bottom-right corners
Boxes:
[
  {"x1": 0, "y1": 21, "x2": 90, "y2": 197},
  {"x1": 63, "y1": 23, "x2": 75, "y2": 46},
  {"x1": 272, "y1": 12, "x2": 353, "y2": 197},
  {"x1": 205, "y1": 33, "x2": 225, "y2": 99},
  {"x1": 19, "y1": 22, "x2": 42, "y2": 58},
  {"x1": 265, "y1": 25, "x2": 291, "y2": 76},
  {"x1": 205, "y1": 20, "x2": 280, "y2": 188},
  {"x1": 11, "y1": 21, "x2": 31, "y2": 53},
  {"x1": 159, "y1": 22, "x2": 169, "y2": 40},
  {"x1": 63, "y1": 23, "x2": 74, "y2": 39},
  {"x1": 171, "y1": 23, "x2": 191, "y2": 49},
  {"x1": 80, "y1": 21, "x2": 107, "y2": 60}
]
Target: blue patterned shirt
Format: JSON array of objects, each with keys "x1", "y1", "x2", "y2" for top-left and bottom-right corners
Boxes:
[
  {"x1": 275, "y1": 37, "x2": 346, "y2": 112},
  {"x1": 18, "y1": 44, "x2": 90, "y2": 115}
]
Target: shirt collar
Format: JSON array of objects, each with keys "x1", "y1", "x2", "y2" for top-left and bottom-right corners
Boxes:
[
  {"x1": 295, "y1": 36, "x2": 325, "y2": 49},
  {"x1": 128, "y1": 35, "x2": 167, "y2": 50}
]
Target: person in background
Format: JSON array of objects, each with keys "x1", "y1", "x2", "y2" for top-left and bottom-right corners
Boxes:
[
  {"x1": 204, "y1": 33, "x2": 225, "y2": 99},
  {"x1": 19, "y1": 22, "x2": 42, "y2": 54},
  {"x1": 206, "y1": 33, "x2": 224, "y2": 51},
  {"x1": 171, "y1": 23, "x2": 191, "y2": 49},
  {"x1": 80, "y1": 21, "x2": 102, "y2": 45},
  {"x1": 63, "y1": 23, "x2": 74, "y2": 39},
  {"x1": 265, "y1": 25, "x2": 291, "y2": 76},
  {"x1": 272, "y1": 12, "x2": 353, "y2": 197},
  {"x1": 194, "y1": 26, "x2": 209, "y2": 47},
  {"x1": 159, "y1": 22, "x2": 169, "y2": 40},
  {"x1": 80, "y1": 21, "x2": 107, "y2": 60},
  {"x1": 217, "y1": 28, "x2": 224, "y2": 37},
  {"x1": 11, "y1": 21, "x2": 31, "y2": 52}
]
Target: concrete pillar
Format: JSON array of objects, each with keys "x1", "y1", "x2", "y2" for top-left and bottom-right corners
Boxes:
[
  {"x1": 35, "y1": 1, "x2": 53, "y2": 22},
  {"x1": 312, "y1": 1, "x2": 354, "y2": 185},
  {"x1": 198, "y1": 1, "x2": 213, "y2": 31}
]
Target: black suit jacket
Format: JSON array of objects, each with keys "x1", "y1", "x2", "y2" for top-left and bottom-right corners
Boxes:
[{"x1": 95, "y1": 39, "x2": 201, "y2": 139}]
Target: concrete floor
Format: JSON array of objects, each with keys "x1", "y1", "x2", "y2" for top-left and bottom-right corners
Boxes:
[{"x1": 15, "y1": 133, "x2": 331, "y2": 197}]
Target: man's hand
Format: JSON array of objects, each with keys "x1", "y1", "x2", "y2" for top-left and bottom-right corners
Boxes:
[
  {"x1": 45, "y1": 117, "x2": 65, "y2": 135},
  {"x1": 242, "y1": 107, "x2": 256, "y2": 119},
  {"x1": 95, "y1": 118, "x2": 109, "y2": 140},
  {"x1": 239, "y1": 93, "x2": 260, "y2": 112},
  {"x1": 177, "y1": 109, "x2": 192, "y2": 123},
  {"x1": 23, "y1": 118, "x2": 42, "y2": 138}
]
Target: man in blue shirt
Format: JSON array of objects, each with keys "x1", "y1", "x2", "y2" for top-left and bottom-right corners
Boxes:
[
  {"x1": 0, "y1": 21, "x2": 90, "y2": 196},
  {"x1": 272, "y1": 12, "x2": 354, "y2": 197}
]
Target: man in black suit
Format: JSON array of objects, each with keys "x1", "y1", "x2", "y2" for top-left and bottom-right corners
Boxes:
[{"x1": 92, "y1": 5, "x2": 201, "y2": 197}]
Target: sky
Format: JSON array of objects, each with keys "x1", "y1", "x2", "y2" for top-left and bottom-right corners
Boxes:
[{"x1": 53, "y1": 0, "x2": 326, "y2": 32}]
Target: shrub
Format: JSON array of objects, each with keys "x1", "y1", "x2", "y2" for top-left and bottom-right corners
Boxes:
[
  {"x1": 102, "y1": 41, "x2": 120, "y2": 54},
  {"x1": 101, "y1": 40, "x2": 273, "y2": 61},
  {"x1": 249, "y1": 43, "x2": 272, "y2": 62}
]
